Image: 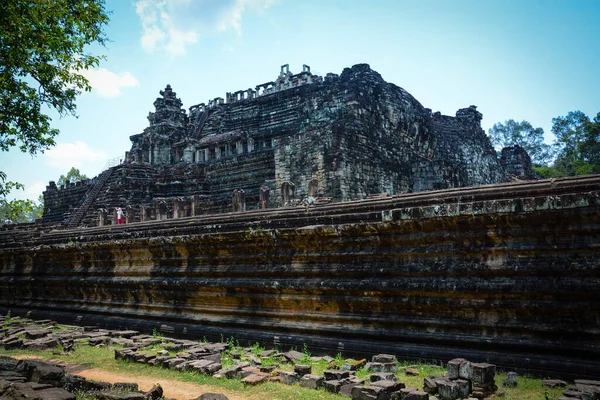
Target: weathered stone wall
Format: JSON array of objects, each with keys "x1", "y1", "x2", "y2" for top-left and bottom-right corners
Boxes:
[{"x1": 4, "y1": 175, "x2": 600, "y2": 378}]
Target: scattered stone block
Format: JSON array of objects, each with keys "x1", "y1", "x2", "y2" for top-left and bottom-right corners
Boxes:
[
  {"x1": 323, "y1": 379, "x2": 342, "y2": 394},
  {"x1": 372, "y1": 354, "x2": 397, "y2": 363},
  {"x1": 470, "y1": 363, "x2": 495, "y2": 385},
  {"x1": 324, "y1": 369, "x2": 351, "y2": 380},
  {"x1": 96, "y1": 390, "x2": 146, "y2": 400},
  {"x1": 144, "y1": 384, "x2": 163, "y2": 400},
  {"x1": 405, "y1": 367, "x2": 420, "y2": 376},
  {"x1": 370, "y1": 372, "x2": 395, "y2": 382},
  {"x1": 279, "y1": 371, "x2": 300, "y2": 385},
  {"x1": 242, "y1": 372, "x2": 269, "y2": 385},
  {"x1": 371, "y1": 379, "x2": 405, "y2": 393},
  {"x1": 282, "y1": 350, "x2": 305, "y2": 363},
  {"x1": 350, "y1": 385, "x2": 386, "y2": 400},
  {"x1": 294, "y1": 364, "x2": 311, "y2": 375},
  {"x1": 438, "y1": 379, "x2": 460, "y2": 400},
  {"x1": 502, "y1": 371, "x2": 518, "y2": 387},
  {"x1": 343, "y1": 359, "x2": 367, "y2": 371},
  {"x1": 542, "y1": 379, "x2": 568, "y2": 388},
  {"x1": 194, "y1": 394, "x2": 229, "y2": 400},
  {"x1": 299, "y1": 374, "x2": 323, "y2": 389}
]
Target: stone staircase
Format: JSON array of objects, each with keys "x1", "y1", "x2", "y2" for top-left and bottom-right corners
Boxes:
[
  {"x1": 190, "y1": 108, "x2": 211, "y2": 137},
  {"x1": 64, "y1": 168, "x2": 114, "y2": 228}
]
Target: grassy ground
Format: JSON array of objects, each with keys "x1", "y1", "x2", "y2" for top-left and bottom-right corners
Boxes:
[{"x1": 0, "y1": 343, "x2": 567, "y2": 400}]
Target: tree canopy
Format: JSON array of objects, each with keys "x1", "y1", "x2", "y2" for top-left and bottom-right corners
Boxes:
[
  {"x1": 489, "y1": 111, "x2": 600, "y2": 178},
  {"x1": 552, "y1": 111, "x2": 600, "y2": 176},
  {"x1": 0, "y1": 0, "x2": 109, "y2": 219},
  {"x1": 57, "y1": 167, "x2": 88, "y2": 187},
  {"x1": 488, "y1": 119, "x2": 553, "y2": 166}
]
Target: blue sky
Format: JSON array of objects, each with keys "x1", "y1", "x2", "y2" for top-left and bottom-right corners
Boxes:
[{"x1": 2, "y1": 0, "x2": 599, "y2": 201}]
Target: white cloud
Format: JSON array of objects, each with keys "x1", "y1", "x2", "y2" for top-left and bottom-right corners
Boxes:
[
  {"x1": 79, "y1": 68, "x2": 139, "y2": 97},
  {"x1": 135, "y1": 0, "x2": 278, "y2": 55},
  {"x1": 45, "y1": 141, "x2": 108, "y2": 170},
  {"x1": 23, "y1": 182, "x2": 47, "y2": 200}
]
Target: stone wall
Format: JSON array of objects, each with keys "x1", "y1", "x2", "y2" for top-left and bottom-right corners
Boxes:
[{"x1": 4, "y1": 175, "x2": 600, "y2": 378}]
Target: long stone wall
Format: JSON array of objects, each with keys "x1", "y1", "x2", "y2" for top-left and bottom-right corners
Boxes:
[{"x1": 2, "y1": 175, "x2": 599, "y2": 378}]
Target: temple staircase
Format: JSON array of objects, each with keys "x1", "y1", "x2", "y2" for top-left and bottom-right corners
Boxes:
[
  {"x1": 65, "y1": 168, "x2": 114, "y2": 228},
  {"x1": 190, "y1": 108, "x2": 210, "y2": 137}
]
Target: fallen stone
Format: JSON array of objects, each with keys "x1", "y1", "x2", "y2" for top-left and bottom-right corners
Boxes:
[
  {"x1": 144, "y1": 384, "x2": 163, "y2": 400},
  {"x1": 343, "y1": 359, "x2": 367, "y2": 371},
  {"x1": 371, "y1": 379, "x2": 405, "y2": 393},
  {"x1": 242, "y1": 373, "x2": 269, "y2": 385},
  {"x1": 282, "y1": 350, "x2": 305, "y2": 363},
  {"x1": 324, "y1": 369, "x2": 350, "y2": 380},
  {"x1": 470, "y1": 363, "x2": 495, "y2": 385},
  {"x1": 23, "y1": 337, "x2": 59, "y2": 351},
  {"x1": 323, "y1": 379, "x2": 342, "y2": 394},
  {"x1": 575, "y1": 380, "x2": 600, "y2": 387},
  {"x1": 194, "y1": 394, "x2": 229, "y2": 400},
  {"x1": 113, "y1": 382, "x2": 139, "y2": 391},
  {"x1": 502, "y1": 371, "x2": 518, "y2": 387},
  {"x1": 299, "y1": 374, "x2": 324, "y2": 390},
  {"x1": 23, "y1": 329, "x2": 50, "y2": 339},
  {"x1": 294, "y1": 364, "x2": 311, "y2": 375},
  {"x1": 542, "y1": 379, "x2": 568, "y2": 388},
  {"x1": 372, "y1": 354, "x2": 397, "y2": 363},
  {"x1": 370, "y1": 372, "x2": 395, "y2": 382},
  {"x1": 60, "y1": 373, "x2": 111, "y2": 392},
  {"x1": 406, "y1": 367, "x2": 420, "y2": 376},
  {"x1": 95, "y1": 390, "x2": 146, "y2": 400},
  {"x1": 16, "y1": 360, "x2": 65, "y2": 384},
  {"x1": 350, "y1": 385, "x2": 386, "y2": 400},
  {"x1": 279, "y1": 371, "x2": 300, "y2": 385}
]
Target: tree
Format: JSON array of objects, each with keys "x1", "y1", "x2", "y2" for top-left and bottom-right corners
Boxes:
[
  {"x1": 488, "y1": 120, "x2": 553, "y2": 166},
  {"x1": 552, "y1": 111, "x2": 595, "y2": 176},
  {"x1": 57, "y1": 167, "x2": 88, "y2": 187},
  {"x1": 0, "y1": 0, "x2": 109, "y2": 218},
  {"x1": 580, "y1": 112, "x2": 600, "y2": 174}
]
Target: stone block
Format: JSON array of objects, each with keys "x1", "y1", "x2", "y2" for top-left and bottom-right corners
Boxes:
[
  {"x1": 470, "y1": 363, "x2": 495, "y2": 385},
  {"x1": 299, "y1": 374, "x2": 323, "y2": 389},
  {"x1": 279, "y1": 371, "x2": 299, "y2": 385},
  {"x1": 401, "y1": 390, "x2": 430, "y2": 400},
  {"x1": 340, "y1": 382, "x2": 363, "y2": 397},
  {"x1": 542, "y1": 379, "x2": 568, "y2": 388},
  {"x1": 371, "y1": 379, "x2": 405, "y2": 392},
  {"x1": 324, "y1": 369, "x2": 350, "y2": 380},
  {"x1": 455, "y1": 379, "x2": 470, "y2": 399},
  {"x1": 372, "y1": 354, "x2": 397, "y2": 363},
  {"x1": 294, "y1": 364, "x2": 311, "y2": 375},
  {"x1": 242, "y1": 373, "x2": 269, "y2": 385},
  {"x1": 502, "y1": 371, "x2": 518, "y2": 387},
  {"x1": 370, "y1": 372, "x2": 395, "y2": 382},
  {"x1": 350, "y1": 385, "x2": 386, "y2": 400},
  {"x1": 323, "y1": 380, "x2": 342, "y2": 394},
  {"x1": 438, "y1": 380, "x2": 459, "y2": 400}
]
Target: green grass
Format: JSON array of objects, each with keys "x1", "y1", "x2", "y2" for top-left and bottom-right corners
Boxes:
[{"x1": 0, "y1": 344, "x2": 567, "y2": 400}]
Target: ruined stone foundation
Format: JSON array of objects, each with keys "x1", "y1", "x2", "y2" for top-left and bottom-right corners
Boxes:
[{"x1": 2, "y1": 175, "x2": 599, "y2": 378}]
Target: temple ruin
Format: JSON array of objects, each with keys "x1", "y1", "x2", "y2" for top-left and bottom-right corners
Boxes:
[
  {"x1": 41, "y1": 63, "x2": 534, "y2": 227},
  {"x1": 3, "y1": 64, "x2": 595, "y2": 379}
]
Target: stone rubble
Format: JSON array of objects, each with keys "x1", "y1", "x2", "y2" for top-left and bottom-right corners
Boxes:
[{"x1": 1, "y1": 316, "x2": 598, "y2": 400}]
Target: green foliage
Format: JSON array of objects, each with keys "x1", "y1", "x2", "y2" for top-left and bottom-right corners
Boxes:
[
  {"x1": 57, "y1": 167, "x2": 88, "y2": 187},
  {"x1": 488, "y1": 119, "x2": 553, "y2": 166},
  {"x1": 552, "y1": 111, "x2": 600, "y2": 176},
  {"x1": 0, "y1": 0, "x2": 109, "y2": 204},
  {"x1": 0, "y1": 175, "x2": 42, "y2": 223}
]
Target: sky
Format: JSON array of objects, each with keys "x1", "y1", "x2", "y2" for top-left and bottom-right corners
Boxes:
[{"x1": 2, "y1": 0, "x2": 599, "y2": 201}]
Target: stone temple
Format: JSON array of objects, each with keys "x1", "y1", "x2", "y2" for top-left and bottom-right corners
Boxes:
[{"x1": 42, "y1": 63, "x2": 534, "y2": 226}]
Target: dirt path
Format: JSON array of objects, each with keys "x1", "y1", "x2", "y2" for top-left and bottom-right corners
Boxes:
[{"x1": 14, "y1": 355, "x2": 251, "y2": 400}]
